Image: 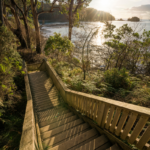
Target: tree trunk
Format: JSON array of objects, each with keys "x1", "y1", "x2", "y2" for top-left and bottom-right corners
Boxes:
[
  {"x1": 30, "y1": 0, "x2": 42, "y2": 54},
  {"x1": 69, "y1": 21, "x2": 73, "y2": 40},
  {"x1": 4, "y1": 16, "x2": 27, "y2": 48},
  {"x1": 23, "y1": 16, "x2": 31, "y2": 48},
  {"x1": 68, "y1": 0, "x2": 74, "y2": 40},
  {"x1": 10, "y1": 0, "x2": 27, "y2": 48},
  {"x1": 14, "y1": 28, "x2": 27, "y2": 48},
  {"x1": 0, "y1": 0, "x2": 3, "y2": 26},
  {"x1": 83, "y1": 70, "x2": 86, "y2": 80},
  {"x1": 23, "y1": 1, "x2": 31, "y2": 49}
]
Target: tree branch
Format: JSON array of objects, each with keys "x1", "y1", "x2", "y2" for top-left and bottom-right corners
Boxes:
[
  {"x1": 12, "y1": 0, "x2": 24, "y2": 16},
  {"x1": 37, "y1": 10, "x2": 54, "y2": 16},
  {"x1": 3, "y1": 15, "x2": 15, "y2": 32},
  {"x1": 37, "y1": 6, "x2": 60, "y2": 16},
  {"x1": 74, "y1": 0, "x2": 86, "y2": 15},
  {"x1": 26, "y1": 5, "x2": 31, "y2": 13},
  {"x1": 4, "y1": 4, "x2": 15, "y2": 14},
  {"x1": 50, "y1": 0, "x2": 58, "y2": 11},
  {"x1": 34, "y1": 0, "x2": 37, "y2": 7}
]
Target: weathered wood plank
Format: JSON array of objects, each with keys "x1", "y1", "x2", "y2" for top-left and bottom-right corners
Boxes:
[
  {"x1": 120, "y1": 112, "x2": 138, "y2": 140},
  {"x1": 105, "y1": 106, "x2": 115, "y2": 130},
  {"x1": 128, "y1": 115, "x2": 148, "y2": 144},
  {"x1": 97, "y1": 102, "x2": 105, "y2": 126},
  {"x1": 136, "y1": 125, "x2": 150, "y2": 149},
  {"x1": 115, "y1": 109, "x2": 129, "y2": 136},
  {"x1": 109, "y1": 107, "x2": 121, "y2": 133},
  {"x1": 101, "y1": 104, "x2": 110, "y2": 128},
  {"x1": 75, "y1": 135, "x2": 109, "y2": 150}
]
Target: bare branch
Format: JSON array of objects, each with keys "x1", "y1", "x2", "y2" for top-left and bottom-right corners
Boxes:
[{"x1": 12, "y1": 0, "x2": 24, "y2": 16}]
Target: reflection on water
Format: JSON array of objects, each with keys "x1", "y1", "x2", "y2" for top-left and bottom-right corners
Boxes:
[
  {"x1": 41, "y1": 20, "x2": 150, "y2": 46},
  {"x1": 41, "y1": 20, "x2": 150, "y2": 68}
]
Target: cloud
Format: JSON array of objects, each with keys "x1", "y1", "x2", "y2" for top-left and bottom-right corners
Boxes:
[{"x1": 130, "y1": 4, "x2": 150, "y2": 12}]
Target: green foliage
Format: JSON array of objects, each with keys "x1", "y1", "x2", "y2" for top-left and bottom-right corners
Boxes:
[
  {"x1": 104, "y1": 68, "x2": 133, "y2": 90},
  {"x1": 44, "y1": 33, "x2": 74, "y2": 56},
  {"x1": 103, "y1": 23, "x2": 150, "y2": 74},
  {"x1": 79, "y1": 8, "x2": 115, "y2": 21},
  {"x1": 0, "y1": 26, "x2": 22, "y2": 115},
  {"x1": 0, "y1": 74, "x2": 26, "y2": 150}
]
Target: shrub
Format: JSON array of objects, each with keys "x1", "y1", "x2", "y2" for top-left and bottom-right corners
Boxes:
[
  {"x1": 69, "y1": 77, "x2": 83, "y2": 91},
  {"x1": 44, "y1": 33, "x2": 74, "y2": 57},
  {"x1": 104, "y1": 68, "x2": 133, "y2": 90},
  {"x1": 0, "y1": 26, "x2": 22, "y2": 112}
]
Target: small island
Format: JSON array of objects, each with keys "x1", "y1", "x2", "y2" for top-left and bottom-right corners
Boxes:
[
  {"x1": 118, "y1": 18, "x2": 124, "y2": 21},
  {"x1": 128, "y1": 17, "x2": 140, "y2": 22}
]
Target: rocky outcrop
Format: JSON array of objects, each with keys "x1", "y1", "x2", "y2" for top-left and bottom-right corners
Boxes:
[{"x1": 128, "y1": 17, "x2": 140, "y2": 22}]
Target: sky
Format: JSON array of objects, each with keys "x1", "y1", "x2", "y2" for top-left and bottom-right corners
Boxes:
[{"x1": 89, "y1": 0, "x2": 150, "y2": 19}]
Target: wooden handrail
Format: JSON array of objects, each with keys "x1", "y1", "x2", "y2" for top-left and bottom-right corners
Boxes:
[{"x1": 36, "y1": 59, "x2": 150, "y2": 150}]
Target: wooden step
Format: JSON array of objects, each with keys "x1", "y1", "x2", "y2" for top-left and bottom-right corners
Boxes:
[
  {"x1": 43, "y1": 123, "x2": 90, "y2": 146},
  {"x1": 49, "y1": 128, "x2": 97, "y2": 150},
  {"x1": 38, "y1": 106, "x2": 67, "y2": 118},
  {"x1": 96, "y1": 142, "x2": 112, "y2": 150},
  {"x1": 30, "y1": 81, "x2": 52, "y2": 86},
  {"x1": 106, "y1": 144, "x2": 121, "y2": 150},
  {"x1": 38, "y1": 109, "x2": 70, "y2": 122},
  {"x1": 33, "y1": 96, "x2": 60, "y2": 103},
  {"x1": 34, "y1": 100, "x2": 60, "y2": 107},
  {"x1": 41, "y1": 119, "x2": 84, "y2": 139},
  {"x1": 39, "y1": 112, "x2": 74, "y2": 127},
  {"x1": 40, "y1": 115, "x2": 78, "y2": 132},
  {"x1": 34, "y1": 97, "x2": 59, "y2": 104},
  {"x1": 75, "y1": 135, "x2": 109, "y2": 150},
  {"x1": 36, "y1": 102, "x2": 62, "y2": 112},
  {"x1": 35, "y1": 100, "x2": 62, "y2": 108},
  {"x1": 32, "y1": 92, "x2": 58, "y2": 98},
  {"x1": 35, "y1": 102, "x2": 60, "y2": 109}
]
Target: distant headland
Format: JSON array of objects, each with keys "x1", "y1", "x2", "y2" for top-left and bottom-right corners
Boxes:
[
  {"x1": 128, "y1": 17, "x2": 140, "y2": 22},
  {"x1": 117, "y1": 18, "x2": 124, "y2": 21}
]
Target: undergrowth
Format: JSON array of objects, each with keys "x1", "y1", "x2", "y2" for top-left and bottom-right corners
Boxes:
[
  {"x1": 50, "y1": 59, "x2": 150, "y2": 108},
  {"x1": 0, "y1": 26, "x2": 26, "y2": 150}
]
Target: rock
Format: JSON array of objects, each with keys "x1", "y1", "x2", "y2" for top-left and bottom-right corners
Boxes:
[{"x1": 128, "y1": 17, "x2": 140, "y2": 22}]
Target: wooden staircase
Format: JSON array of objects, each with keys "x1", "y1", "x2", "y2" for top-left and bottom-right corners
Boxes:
[{"x1": 28, "y1": 71, "x2": 122, "y2": 150}]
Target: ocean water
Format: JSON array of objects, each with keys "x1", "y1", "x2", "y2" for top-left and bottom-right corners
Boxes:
[
  {"x1": 41, "y1": 20, "x2": 150, "y2": 67},
  {"x1": 41, "y1": 20, "x2": 150, "y2": 46}
]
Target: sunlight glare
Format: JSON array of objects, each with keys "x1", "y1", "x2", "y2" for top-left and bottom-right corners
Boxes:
[{"x1": 100, "y1": 0, "x2": 111, "y2": 11}]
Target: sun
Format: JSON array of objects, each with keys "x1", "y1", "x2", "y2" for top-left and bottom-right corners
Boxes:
[
  {"x1": 91, "y1": 0, "x2": 111, "y2": 12},
  {"x1": 100, "y1": 0, "x2": 111, "y2": 11}
]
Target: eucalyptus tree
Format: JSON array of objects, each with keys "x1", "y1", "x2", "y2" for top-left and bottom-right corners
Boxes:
[
  {"x1": 30, "y1": 0, "x2": 59, "y2": 54},
  {"x1": 61, "y1": 0, "x2": 91, "y2": 40},
  {"x1": 3, "y1": 0, "x2": 60, "y2": 53},
  {"x1": 4, "y1": 0, "x2": 28, "y2": 48}
]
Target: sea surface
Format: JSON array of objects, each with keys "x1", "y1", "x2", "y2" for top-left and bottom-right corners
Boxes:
[
  {"x1": 41, "y1": 20, "x2": 150, "y2": 68},
  {"x1": 41, "y1": 20, "x2": 150, "y2": 46}
]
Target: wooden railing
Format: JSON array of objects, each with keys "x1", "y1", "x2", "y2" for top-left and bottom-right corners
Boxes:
[
  {"x1": 35, "y1": 59, "x2": 150, "y2": 150},
  {"x1": 20, "y1": 62, "x2": 43, "y2": 150}
]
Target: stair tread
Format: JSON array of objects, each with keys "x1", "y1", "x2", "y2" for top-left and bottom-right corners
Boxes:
[
  {"x1": 75, "y1": 135, "x2": 109, "y2": 150},
  {"x1": 41, "y1": 119, "x2": 84, "y2": 139},
  {"x1": 106, "y1": 144, "x2": 121, "y2": 150},
  {"x1": 96, "y1": 142, "x2": 112, "y2": 150},
  {"x1": 38, "y1": 107, "x2": 67, "y2": 118},
  {"x1": 43, "y1": 123, "x2": 90, "y2": 146},
  {"x1": 49, "y1": 128, "x2": 97, "y2": 150},
  {"x1": 40, "y1": 115, "x2": 78, "y2": 132},
  {"x1": 39, "y1": 112, "x2": 74, "y2": 127}
]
